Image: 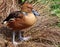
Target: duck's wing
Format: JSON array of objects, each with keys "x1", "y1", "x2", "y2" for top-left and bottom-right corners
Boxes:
[{"x1": 3, "y1": 11, "x2": 23, "y2": 22}]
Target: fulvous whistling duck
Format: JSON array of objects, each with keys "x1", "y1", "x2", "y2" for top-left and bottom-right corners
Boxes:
[{"x1": 2, "y1": 1, "x2": 40, "y2": 46}]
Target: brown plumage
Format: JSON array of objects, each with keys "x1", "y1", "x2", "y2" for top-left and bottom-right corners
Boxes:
[
  {"x1": 7, "y1": 2, "x2": 36, "y2": 31},
  {"x1": 2, "y1": 2, "x2": 39, "y2": 46},
  {"x1": 7, "y1": 14, "x2": 36, "y2": 30}
]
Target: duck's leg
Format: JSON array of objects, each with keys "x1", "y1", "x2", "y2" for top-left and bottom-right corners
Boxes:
[
  {"x1": 19, "y1": 31, "x2": 31, "y2": 41},
  {"x1": 12, "y1": 32, "x2": 18, "y2": 47},
  {"x1": 19, "y1": 31, "x2": 23, "y2": 41}
]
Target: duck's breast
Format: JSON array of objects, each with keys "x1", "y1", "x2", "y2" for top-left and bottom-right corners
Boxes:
[{"x1": 24, "y1": 13, "x2": 37, "y2": 25}]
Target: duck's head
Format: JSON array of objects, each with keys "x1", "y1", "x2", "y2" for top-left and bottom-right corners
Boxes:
[
  {"x1": 21, "y1": 2, "x2": 33, "y2": 13},
  {"x1": 21, "y1": 2, "x2": 40, "y2": 16}
]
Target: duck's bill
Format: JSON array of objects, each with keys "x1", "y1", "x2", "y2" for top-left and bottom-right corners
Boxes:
[{"x1": 32, "y1": 9, "x2": 40, "y2": 16}]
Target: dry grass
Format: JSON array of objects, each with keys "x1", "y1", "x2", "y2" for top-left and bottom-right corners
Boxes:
[{"x1": 0, "y1": 0, "x2": 60, "y2": 47}]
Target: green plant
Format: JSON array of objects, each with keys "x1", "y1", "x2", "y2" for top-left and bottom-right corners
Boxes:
[
  {"x1": 49, "y1": 0, "x2": 60, "y2": 27},
  {"x1": 50, "y1": 0, "x2": 60, "y2": 17}
]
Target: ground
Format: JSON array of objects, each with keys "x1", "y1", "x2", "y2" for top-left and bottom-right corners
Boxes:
[{"x1": 0, "y1": 0, "x2": 60, "y2": 47}]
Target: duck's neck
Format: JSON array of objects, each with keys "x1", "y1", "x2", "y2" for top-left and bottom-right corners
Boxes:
[{"x1": 22, "y1": 12, "x2": 28, "y2": 16}]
